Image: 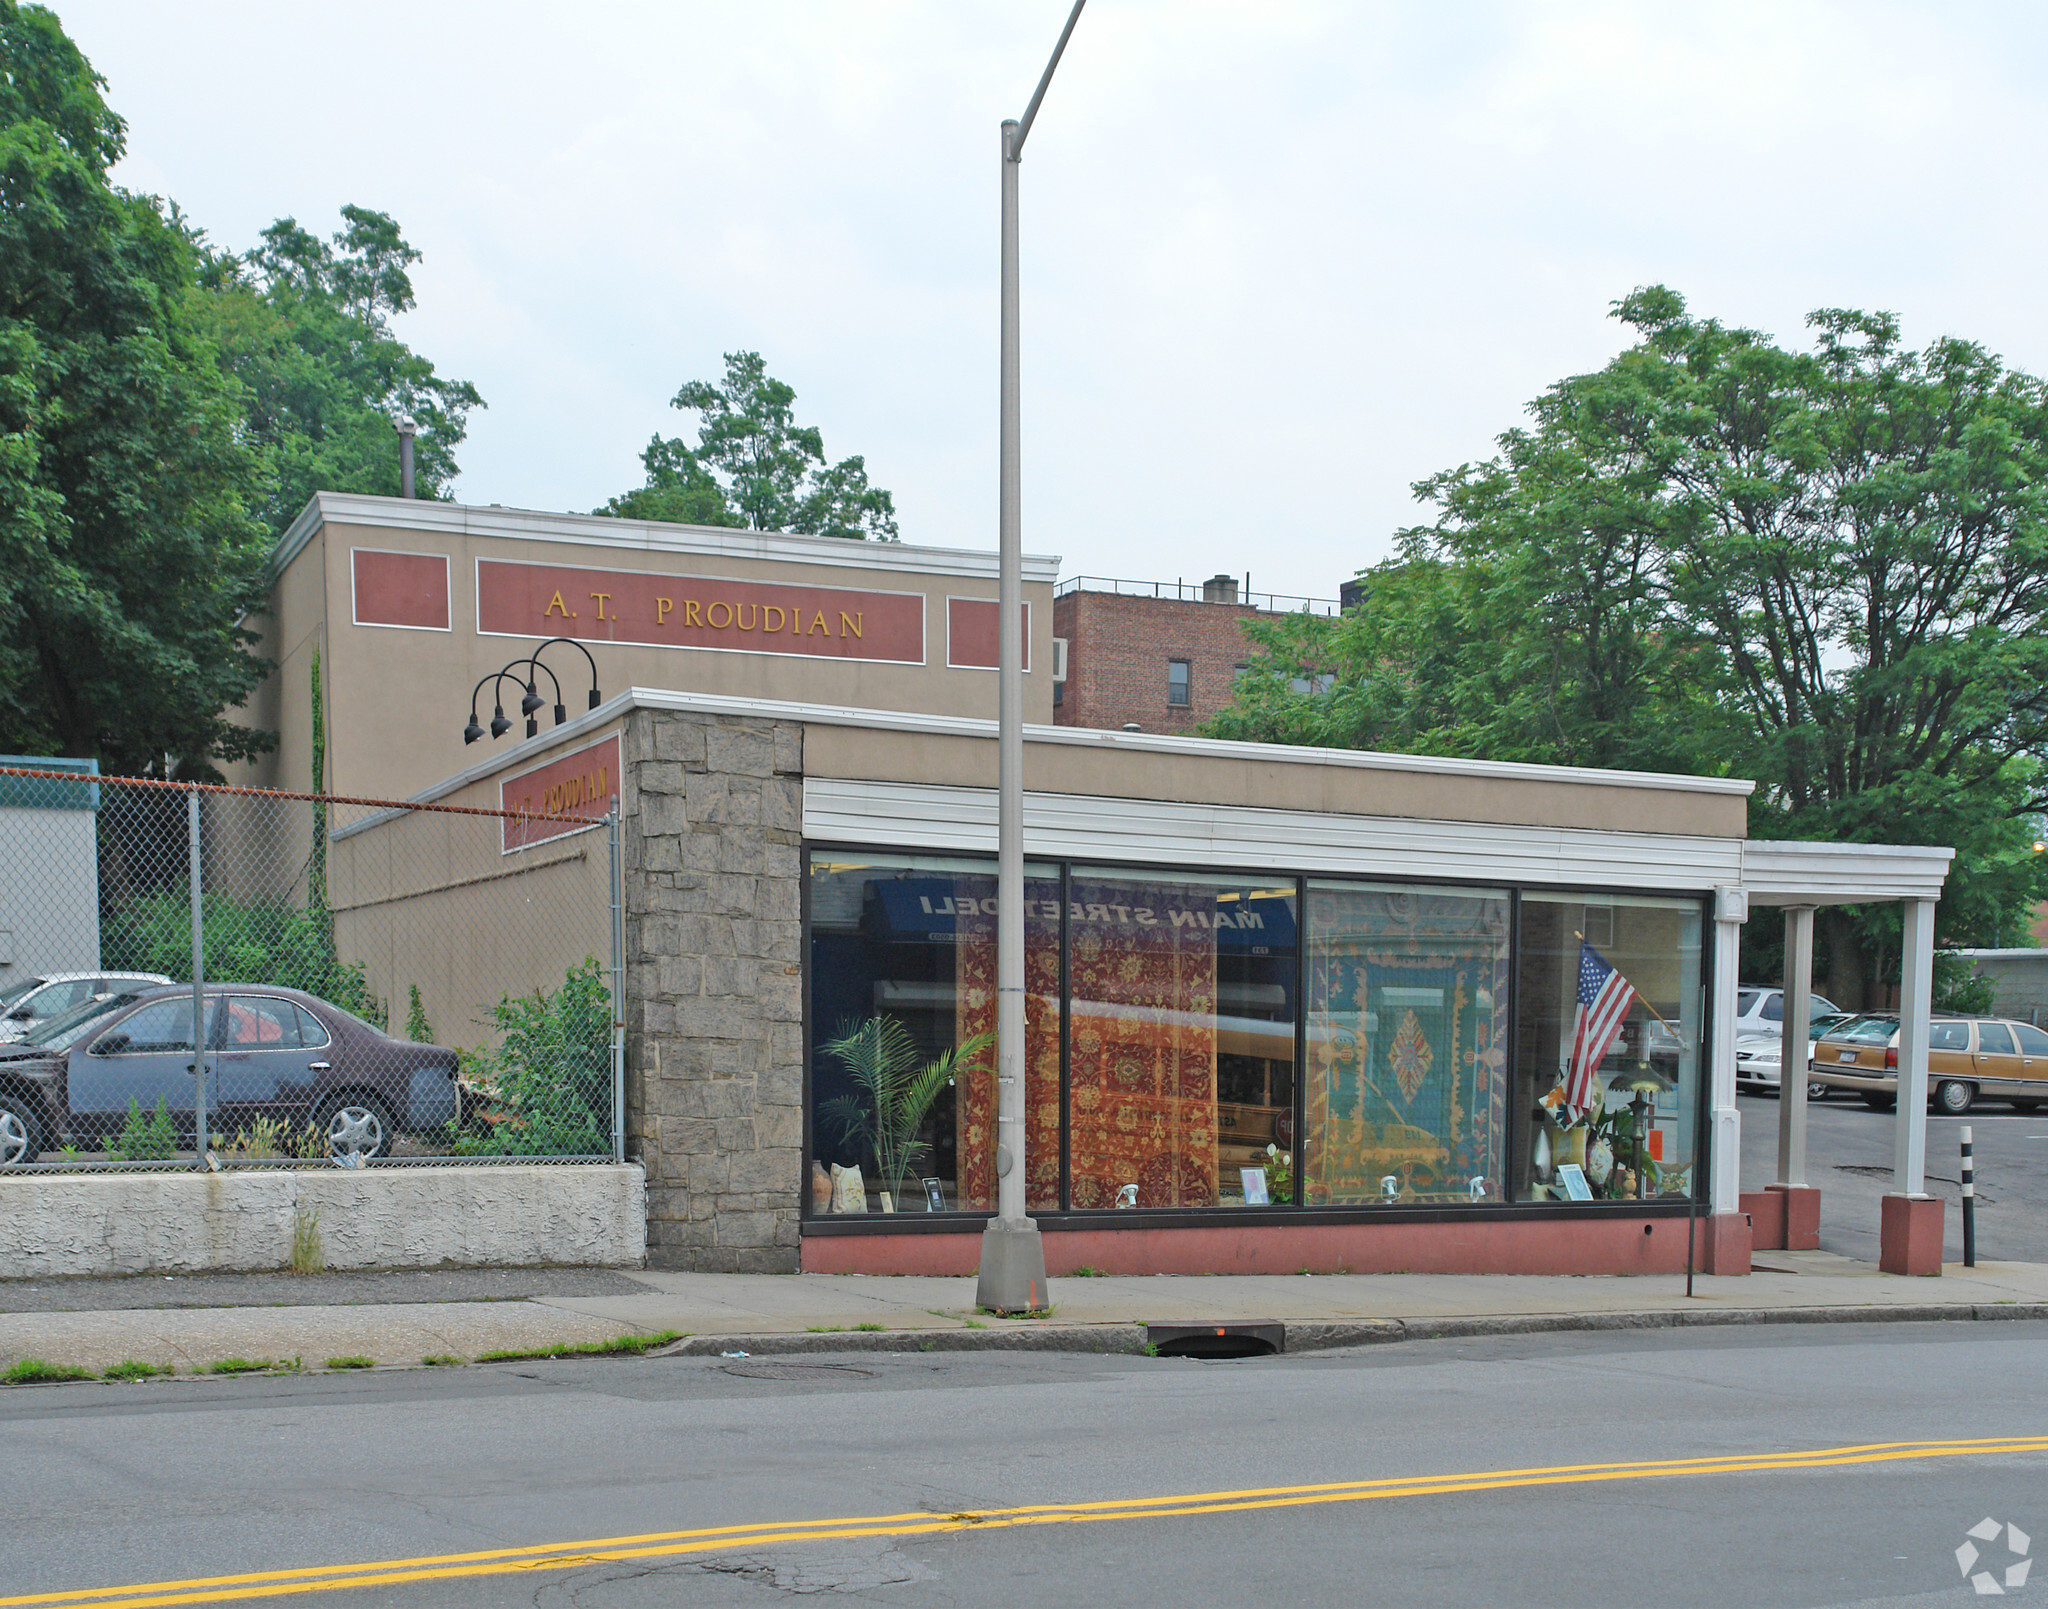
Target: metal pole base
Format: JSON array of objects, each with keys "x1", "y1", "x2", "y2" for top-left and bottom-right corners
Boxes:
[{"x1": 974, "y1": 1217, "x2": 1049, "y2": 1314}]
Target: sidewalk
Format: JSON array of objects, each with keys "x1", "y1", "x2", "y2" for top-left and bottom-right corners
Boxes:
[{"x1": 4, "y1": 1252, "x2": 2047, "y2": 1377}]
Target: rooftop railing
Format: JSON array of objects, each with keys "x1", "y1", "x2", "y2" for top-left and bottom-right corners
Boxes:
[{"x1": 1054, "y1": 575, "x2": 1341, "y2": 616}]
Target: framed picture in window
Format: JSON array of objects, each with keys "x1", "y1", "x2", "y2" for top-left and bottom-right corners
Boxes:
[
  {"x1": 1240, "y1": 1167, "x2": 1270, "y2": 1206},
  {"x1": 1556, "y1": 1162, "x2": 1593, "y2": 1201}
]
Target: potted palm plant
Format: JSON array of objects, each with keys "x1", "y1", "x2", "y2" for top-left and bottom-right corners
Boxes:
[{"x1": 818, "y1": 1017, "x2": 994, "y2": 1211}]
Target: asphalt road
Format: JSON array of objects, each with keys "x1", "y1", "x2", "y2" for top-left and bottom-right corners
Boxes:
[
  {"x1": 1739, "y1": 1091, "x2": 2048, "y2": 1263},
  {"x1": 7, "y1": 1322, "x2": 2046, "y2": 1607}
]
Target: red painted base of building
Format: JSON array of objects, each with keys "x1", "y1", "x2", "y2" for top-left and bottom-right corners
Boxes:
[
  {"x1": 1767, "y1": 1183, "x2": 1821, "y2": 1251},
  {"x1": 1694, "y1": 1209, "x2": 1752, "y2": 1275},
  {"x1": 1880, "y1": 1194, "x2": 1944, "y2": 1276},
  {"x1": 803, "y1": 1213, "x2": 1733, "y2": 1278}
]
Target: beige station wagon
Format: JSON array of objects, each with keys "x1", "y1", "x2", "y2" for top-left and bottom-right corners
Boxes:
[{"x1": 1808, "y1": 1013, "x2": 2048, "y2": 1115}]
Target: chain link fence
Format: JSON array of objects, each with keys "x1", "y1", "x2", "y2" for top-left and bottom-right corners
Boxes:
[{"x1": 0, "y1": 765, "x2": 621, "y2": 1171}]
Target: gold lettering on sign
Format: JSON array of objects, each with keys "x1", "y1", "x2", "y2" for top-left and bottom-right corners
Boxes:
[
  {"x1": 683, "y1": 599, "x2": 702, "y2": 626},
  {"x1": 706, "y1": 600, "x2": 733, "y2": 629},
  {"x1": 738, "y1": 603, "x2": 757, "y2": 630},
  {"x1": 589, "y1": 592, "x2": 612, "y2": 621},
  {"x1": 656, "y1": 598, "x2": 674, "y2": 625},
  {"x1": 838, "y1": 610, "x2": 863, "y2": 639},
  {"x1": 533, "y1": 764, "x2": 612, "y2": 821},
  {"x1": 544, "y1": 590, "x2": 573, "y2": 619},
  {"x1": 810, "y1": 610, "x2": 830, "y2": 636},
  {"x1": 763, "y1": 605, "x2": 785, "y2": 633}
]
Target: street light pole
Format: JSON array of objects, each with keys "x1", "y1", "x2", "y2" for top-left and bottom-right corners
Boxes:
[{"x1": 977, "y1": 0, "x2": 1086, "y2": 1316}]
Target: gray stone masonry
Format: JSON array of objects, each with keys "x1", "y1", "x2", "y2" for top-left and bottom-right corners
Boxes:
[{"x1": 622, "y1": 710, "x2": 805, "y2": 1270}]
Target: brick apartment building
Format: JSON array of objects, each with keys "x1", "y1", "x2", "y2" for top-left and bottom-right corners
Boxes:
[{"x1": 1052, "y1": 574, "x2": 1339, "y2": 735}]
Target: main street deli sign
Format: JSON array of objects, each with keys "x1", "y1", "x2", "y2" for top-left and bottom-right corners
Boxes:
[
  {"x1": 476, "y1": 559, "x2": 924, "y2": 664},
  {"x1": 500, "y1": 735, "x2": 619, "y2": 853}
]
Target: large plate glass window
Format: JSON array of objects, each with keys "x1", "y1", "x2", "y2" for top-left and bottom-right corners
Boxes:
[
  {"x1": 1066, "y1": 869, "x2": 1296, "y2": 1209},
  {"x1": 1303, "y1": 881, "x2": 1510, "y2": 1205},
  {"x1": 807, "y1": 852, "x2": 1059, "y2": 1215},
  {"x1": 1513, "y1": 893, "x2": 1704, "y2": 1202}
]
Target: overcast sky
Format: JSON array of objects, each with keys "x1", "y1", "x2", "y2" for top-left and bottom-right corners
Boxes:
[{"x1": 56, "y1": 1, "x2": 2048, "y2": 600}]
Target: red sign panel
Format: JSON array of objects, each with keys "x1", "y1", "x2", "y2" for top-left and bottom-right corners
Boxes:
[
  {"x1": 353, "y1": 549, "x2": 450, "y2": 631},
  {"x1": 476, "y1": 559, "x2": 924, "y2": 664},
  {"x1": 945, "y1": 597, "x2": 1031, "y2": 670},
  {"x1": 500, "y1": 735, "x2": 619, "y2": 853}
]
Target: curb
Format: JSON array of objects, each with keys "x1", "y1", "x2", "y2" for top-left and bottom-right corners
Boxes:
[{"x1": 647, "y1": 1302, "x2": 2048, "y2": 1359}]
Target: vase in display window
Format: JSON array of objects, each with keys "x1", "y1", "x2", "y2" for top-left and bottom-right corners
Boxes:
[{"x1": 1586, "y1": 1135, "x2": 1616, "y2": 1191}]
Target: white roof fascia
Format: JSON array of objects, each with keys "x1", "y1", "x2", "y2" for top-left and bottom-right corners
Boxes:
[
  {"x1": 608, "y1": 686, "x2": 1754, "y2": 796},
  {"x1": 376, "y1": 685, "x2": 1757, "y2": 829},
  {"x1": 270, "y1": 493, "x2": 1061, "y2": 586},
  {"x1": 1740, "y1": 839, "x2": 1954, "y2": 906},
  {"x1": 1947, "y1": 949, "x2": 2047, "y2": 960},
  {"x1": 805, "y1": 777, "x2": 1746, "y2": 893}
]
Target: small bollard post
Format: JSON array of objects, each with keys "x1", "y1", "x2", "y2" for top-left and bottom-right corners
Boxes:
[{"x1": 1961, "y1": 1125, "x2": 1976, "y2": 1269}]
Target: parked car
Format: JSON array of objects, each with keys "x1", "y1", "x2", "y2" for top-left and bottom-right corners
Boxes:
[
  {"x1": 1807, "y1": 1013, "x2": 2048, "y2": 1114},
  {"x1": 0, "y1": 971, "x2": 173, "y2": 1042},
  {"x1": 1735, "y1": 986, "x2": 1843, "y2": 1036},
  {"x1": 1734, "y1": 1010, "x2": 1852, "y2": 1096},
  {"x1": 0, "y1": 984, "x2": 459, "y2": 1166}
]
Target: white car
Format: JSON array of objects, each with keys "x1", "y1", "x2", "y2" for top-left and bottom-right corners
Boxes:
[
  {"x1": 1734, "y1": 1009, "x2": 1851, "y2": 1097},
  {"x1": 0, "y1": 972, "x2": 174, "y2": 1042},
  {"x1": 1736, "y1": 986, "x2": 1843, "y2": 1036}
]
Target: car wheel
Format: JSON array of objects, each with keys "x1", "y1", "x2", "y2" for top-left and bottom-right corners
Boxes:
[
  {"x1": 313, "y1": 1094, "x2": 395, "y2": 1162},
  {"x1": 1933, "y1": 1079, "x2": 1975, "y2": 1116},
  {"x1": 1861, "y1": 1093, "x2": 1896, "y2": 1112},
  {"x1": 1806, "y1": 1080, "x2": 1829, "y2": 1100},
  {"x1": 0, "y1": 1093, "x2": 40, "y2": 1166}
]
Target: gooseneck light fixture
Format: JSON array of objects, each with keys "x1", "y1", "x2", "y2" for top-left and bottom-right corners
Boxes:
[{"x1": 460, "y1": 639, "x2": 605, "y2": 745}]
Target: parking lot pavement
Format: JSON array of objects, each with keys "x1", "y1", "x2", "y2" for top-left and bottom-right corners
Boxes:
[{"x1": 1739, "y1": 1090, "x2": 2048, "y2": 1263}]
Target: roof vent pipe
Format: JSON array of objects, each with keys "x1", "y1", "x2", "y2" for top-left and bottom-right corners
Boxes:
[{"x1": 396, "y1": 415, "x2": 417, "y2": 499}]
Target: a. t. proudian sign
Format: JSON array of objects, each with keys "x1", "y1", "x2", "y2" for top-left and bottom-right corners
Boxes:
[
  {"x1": 476, "y1": 559, "x2": 925, "y2": 664},
  {"x1": 500, "y1": 735, "x2": 619, "y2": 853}
]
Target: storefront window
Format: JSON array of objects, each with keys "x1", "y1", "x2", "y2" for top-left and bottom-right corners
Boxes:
[
  {"x1": 1512, "y1": 894, "x2": 1704, "y2": 1203},
  {"x1": 807, "y1": 853, "x2": 1059, "y2": 1214},
  {"x1": 1303, "y1": 881, "x2": 1510, "y2": 1205},
  {"x1": 1066, "y1": 870, "x2": 1296, "y2": 1209}
]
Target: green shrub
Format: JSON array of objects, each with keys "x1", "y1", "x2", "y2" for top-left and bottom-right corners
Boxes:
[
  {"x1": 106, "y1": 1097, "x2": 177, "y2": 1162},
  {"x1": 451, "y1": 957, "x2": 612, "y2": 1157},
  {"x1": 103, "y1": 886, "x2": 386, "y2": 1028}
]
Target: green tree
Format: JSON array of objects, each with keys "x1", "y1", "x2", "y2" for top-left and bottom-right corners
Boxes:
[
  {"x1": 1215, "y1": 287, "x2": 2048, "y2": 1003},
  {"x1": 0, "y1": 3, "x2": 273, "y2": 774},
  {"x1": 599, "y1": 351, "x2": 897, "y2": 539},
  {"x1": 190, "y1": 205, "x2": 483, "y2": 539}
]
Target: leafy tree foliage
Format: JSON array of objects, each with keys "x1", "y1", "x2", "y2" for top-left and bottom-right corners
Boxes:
[
  {"x1": 600, "y1": 350, "x2": 897, "y2": 539},
  {"x1": 1214, "y1": 288, "x2": 2048, "y2": 1002},
  {"x1": 0, "y1": 3, "x2": 272, "y2": 773},
  {"x1": 190, "y1": 204, "x2": 483, "y2": 538}
]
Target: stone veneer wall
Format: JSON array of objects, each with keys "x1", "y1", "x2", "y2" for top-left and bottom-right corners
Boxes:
[{"x1": 623, "y1": 709, "x2": 806, "y2": 1270}]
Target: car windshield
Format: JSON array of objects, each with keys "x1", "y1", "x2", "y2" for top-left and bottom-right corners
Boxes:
[
  {"x1": 22, "y1": 991, "x2": 145, "y2": 1048},
  {"x1": 1826, "y1": 1015, "x2": 1899, "y2": 1045},
  {"x1": 0, "y1": 976, "x2": 47, "y2": 1010}
]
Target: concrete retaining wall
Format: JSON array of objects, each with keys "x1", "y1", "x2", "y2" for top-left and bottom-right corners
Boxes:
[{"x1": 0, "y1": 1164, "x2": 646, "y2": 1278}]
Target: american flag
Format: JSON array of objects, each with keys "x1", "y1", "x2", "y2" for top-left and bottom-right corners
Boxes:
[{"x1": 1565, "y1": 941, "x2": 1638, "y2": 1111}]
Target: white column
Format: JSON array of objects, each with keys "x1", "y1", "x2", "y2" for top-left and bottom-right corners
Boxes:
[
  {"x1": 1775, "y1": 906, "x2": 1815, "y2": 1188},
  {"x1": 1708, "y1": 887, "x2": 1747, "y2": 1214},
  {"x1": 1892, "y1": 898, "x2": 1935, "y2": 1197}
]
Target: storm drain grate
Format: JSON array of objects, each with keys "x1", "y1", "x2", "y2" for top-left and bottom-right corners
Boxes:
[{"x1": 719, "y1": 1362, "x2": 879, "y2": 1381}]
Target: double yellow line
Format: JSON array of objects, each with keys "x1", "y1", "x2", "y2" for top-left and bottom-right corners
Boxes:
[{"x1": 12, "y1": 1435, "x2": 2047, "y2": 1608}]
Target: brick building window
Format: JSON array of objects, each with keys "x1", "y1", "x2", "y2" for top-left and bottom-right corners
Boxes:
[{"x1": 1167, "y1": 660, "x2": 1191, "y2": 706}]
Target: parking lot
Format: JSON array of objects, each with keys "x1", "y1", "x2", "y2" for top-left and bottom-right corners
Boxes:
[{"x1": 1738, "y1": 1089, "x2": 2048, "y2": 1264}]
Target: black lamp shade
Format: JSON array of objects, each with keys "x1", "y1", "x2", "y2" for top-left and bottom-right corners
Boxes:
[
  {"x1": 520, "y1": 683, "x2": 544, "y2": 717},
  {"x1": 489, "y1": 705, "x2": 511, "y2": 739},
  {"x1": 463, "y1": 717, "x2": 484, "y2": 745}
]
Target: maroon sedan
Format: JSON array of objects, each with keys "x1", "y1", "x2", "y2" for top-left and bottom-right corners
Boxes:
[{"x1": 0, "y1": 984, "x2": 458, "y2": 1165}]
